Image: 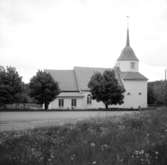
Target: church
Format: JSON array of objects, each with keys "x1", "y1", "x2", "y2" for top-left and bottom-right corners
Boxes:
[{"x1": 46, "y1": 27, "x2": 148, "y2": 109}]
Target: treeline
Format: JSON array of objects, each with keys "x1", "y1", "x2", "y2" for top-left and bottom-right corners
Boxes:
[
  {"x1": 1, "y1": 66, "x2": 167, "y2": 110},
  {"x1": 148, "y1": 80, "x2": 167, "y2": 106},
  {"x1": 0, "y1": 66, "x2": 60, "y2": 110}
]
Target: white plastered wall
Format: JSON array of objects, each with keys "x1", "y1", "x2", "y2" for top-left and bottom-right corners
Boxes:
[
  {"x1": 49, "y1": 94, "x2": 85, "y2": 109},
  {"x1": 82, "y1": 92, "x2": 105, "y2": 109},
  {"x1": 121, "y1": 80, "x2": 147, "y2": 108},
  {"x1": 49, "y1": 80, "x2": 147, "y2": 110},
  {"x1": 116, "y1": 61, "x2": 139, "y2": 72},
  {"x1": 49, "y1": 92, "x2": 105, "y2": 109},
  {"x1": 81, "y1": 80, "x2": 148, "y2": 109}
]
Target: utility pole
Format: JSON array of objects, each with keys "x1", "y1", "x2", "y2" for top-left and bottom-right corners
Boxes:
[{"x1": 165, "y1": 69, "x2": 167, "y2": 81}]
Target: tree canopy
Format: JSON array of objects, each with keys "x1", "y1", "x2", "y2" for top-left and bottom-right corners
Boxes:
[
  {"x1": 88, "y1": 70, "x2": 125, "y2": 109},
  {"x1": 148, "y1": 81, "x2": 167, "y2": 106},
  {"x1": 0, "y1": 66, "x2": 24, "y2": 107},
  {"x1": 29, "y1": 71, "x2": 60, "y2": 110}
]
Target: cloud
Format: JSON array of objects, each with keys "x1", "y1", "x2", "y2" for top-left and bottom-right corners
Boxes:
[{"x1": 0, "y1": 0, "x2": 167, "y2": 82}]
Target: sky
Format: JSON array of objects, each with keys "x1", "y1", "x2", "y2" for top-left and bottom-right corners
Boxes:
[{"x1": 0, "y1": 0, "x2": 167, "y2": 83}]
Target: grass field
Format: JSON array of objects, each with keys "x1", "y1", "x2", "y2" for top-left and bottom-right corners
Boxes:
[
  {"x1": 0, "y1": 107, "x2": 167, "y2": 165},
  {"x1": 0, "y1": 111, "x2": 136, "y2": 131}
]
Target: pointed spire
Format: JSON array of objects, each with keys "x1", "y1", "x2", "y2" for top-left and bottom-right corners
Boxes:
[{"x1": 126, "y1": 16, "x2": 130, "y2": 46}]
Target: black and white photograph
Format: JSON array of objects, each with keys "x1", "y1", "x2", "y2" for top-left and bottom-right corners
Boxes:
[{"x1": 0, "y1": 0, "x2": 167, "y2": 164}]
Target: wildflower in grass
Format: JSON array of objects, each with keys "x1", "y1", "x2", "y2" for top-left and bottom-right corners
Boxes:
[
  {"x1": 155, "y1": 151, "x2": 159, "y2": 159},
  {"x1": 101, "y1": 144, "x2": 109, "y2": 151},
  {"x1": 50, "y1": 153, "x2": 55, "y2": 159},
  {"x1": 90, "y1": 142, "x2": 96, "y2": 147},
  {"x1": 70, "y1": 154, "x2": 76, "y2": 160},
  {"x1": 155, "y1": 151, "x2": 159, "y2": 155},
  {"x1": 92, "y1": 161, "x2": 96, "y2": 164}
]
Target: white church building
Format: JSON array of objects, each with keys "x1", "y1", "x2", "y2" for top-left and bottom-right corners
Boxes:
[{"x1": 46, "y1": 27, "x2": 148, "y2": 109}]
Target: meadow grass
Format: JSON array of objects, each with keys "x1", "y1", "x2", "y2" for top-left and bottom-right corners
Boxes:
[{"x1": 0, "y1": 107, "x2": 167, "y2": 165}]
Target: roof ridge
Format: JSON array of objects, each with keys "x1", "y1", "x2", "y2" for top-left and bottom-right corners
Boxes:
[
  {"x1": 45, "y1": 69, "x2": 73, "y2": 71},
  {"x1": 74, "y1": 66, "x2": 112, "y2": 70},
  {"x1": 73, "y1": 69, "x2": 80, "y2": 92}
]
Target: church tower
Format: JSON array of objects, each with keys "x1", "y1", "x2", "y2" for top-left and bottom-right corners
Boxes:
[{"x1": 116, "y1": 24, "x2": 139, "y2": 72}]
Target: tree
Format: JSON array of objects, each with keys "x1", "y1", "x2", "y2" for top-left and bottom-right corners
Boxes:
[
  {"x1": 29, "y1": 71, "x2": 60, "y2": 110},
  {"x1": 0, "y1": 66, "x2": 24, "y2": 107},
  {"x1": 148, "y1": 81, "x2": 167, "y2": 106},
  {"x1": 163, "y1": 81, "x2": 167, "y2": 106},
  {"x1": 88, "y1": 70, "x2": 125, "y2": 109}
]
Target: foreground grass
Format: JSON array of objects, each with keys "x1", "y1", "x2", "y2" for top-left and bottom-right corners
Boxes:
[{"x1": 0, "y1": 108, "x2": 167, "y2": 165}]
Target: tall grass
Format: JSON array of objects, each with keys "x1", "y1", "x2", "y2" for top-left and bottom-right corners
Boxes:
[{"x1": 0, "y1": 108, "x2": 167, "y2": 165}]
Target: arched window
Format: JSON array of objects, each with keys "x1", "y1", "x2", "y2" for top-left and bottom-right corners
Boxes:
[{"x1": 87, "y1": 94, "x2": 92, "y2": 104}]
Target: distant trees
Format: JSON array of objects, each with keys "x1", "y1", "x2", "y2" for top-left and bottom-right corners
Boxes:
[
  {"x1": 88, "y1": 70, "x2": 125, "y2": 109},
  {"x1": 0, "y1": 67, "x2": 24, "y2": 107},
  {"x1": 148, "y1": 81, "x2": 167, "y2": 106},
  {"x1": 164, "y1": 82, "x2": 167, "y2": 106},
  {"x1": 29, "y1": 71, "x2": 60, "y2": 110}
]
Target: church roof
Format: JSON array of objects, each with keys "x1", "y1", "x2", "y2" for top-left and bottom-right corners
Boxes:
[
  {"x1": 58, "y1": 92, "x2": 84, "y2": 98},
  {"x1": 117, "y1": 28, "x2": 139, "y2": 61},
  {"x1": 45, "y1": 69, "x2": 79, "y2": 91},
  {"x1": 74, "y1": 67, "x2": 109, "y2": 91},
  {"x1": 120, "y1": 72, "x2": 148, "y2": 81},
  {"x1": 46, "y1": 67, "x2": 147, "y2": 92}
]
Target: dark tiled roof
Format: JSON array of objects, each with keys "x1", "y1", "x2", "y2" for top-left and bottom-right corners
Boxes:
[
  {"x1": 120, "y1": 72, "x2": 148, "y2": 81},
  {"x1": 117, "y1": 46, "x2": 139, "y2": 61},
  {"x1": 45, "y1": 69, "x2": 79, "y2": 91},
  {"x1": 74, "y1": 67, "x2": 125, "y2": 90},
  {"x1": 74, "y1": 67, "x2": 110, "y2": 91},
  {"x1": 46, "y1": 67, "x2": 147, "y2": 92}
]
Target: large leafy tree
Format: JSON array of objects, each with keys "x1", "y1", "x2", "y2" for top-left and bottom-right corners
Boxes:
[
  {"x1": 0, "y1": 66, "x2": 24, "y2": 107},
  {"x1": 29, "y1": 71, "x2": 60, "y2": 110},
  {"x1": 88, "y1": 70, "x2": 125, "y2": 109}
]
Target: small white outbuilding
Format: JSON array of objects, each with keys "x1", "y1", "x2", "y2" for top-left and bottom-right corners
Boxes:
[{"x1": 46, "y1": 27, "x2": 148, "y2": 109}]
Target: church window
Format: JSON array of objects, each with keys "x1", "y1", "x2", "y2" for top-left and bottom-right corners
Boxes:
[
  {"x1": 71, "y1": 99, "x2": 77, "y2": 107},
  {"x1": 130, "y1": 62, "x2": 135, "y2": 69},
  {"x1": 59, "y1": 99, "x2": 64, "y2": 107},
  {"x1": 139, "y1": 92, "x2": 142, "y2": 95},
  {"x1": 127, "y1": 92, "x2": 131, "y2": 95},
  {"x1": 87, "y1": 94, "x2": 92, "y2": 104}
]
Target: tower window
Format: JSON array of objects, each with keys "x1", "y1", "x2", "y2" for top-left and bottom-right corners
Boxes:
[
  {"x1": 59, "y1": 99, "x2": 64, "y2": 107},
  {"x1": 130, "y1": 62, "x2": 135, "y2": 69},
  {"x1": 127, "y1": 92, "x2": 131, "y2": 95}
]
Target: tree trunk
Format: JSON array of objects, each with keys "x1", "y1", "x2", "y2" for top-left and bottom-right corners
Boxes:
[
  {"x1": 105, "y1": 104, "x2": 108, "y2": 110},
  {"x1": 44, "y1": 102, "x2": 49, "y2": 110}
]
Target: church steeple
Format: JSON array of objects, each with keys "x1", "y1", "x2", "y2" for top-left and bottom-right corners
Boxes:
[
  {"x1": 117, "y1": 17, "x2": 138, "y2": 62},
  {"x1": 116, "y1": 17, "x2": 139, "y2": 72}
]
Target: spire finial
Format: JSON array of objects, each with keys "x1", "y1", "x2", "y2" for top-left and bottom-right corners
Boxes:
[{"x1": 126, "y1": 16, "x2": 130, "y2": 46}]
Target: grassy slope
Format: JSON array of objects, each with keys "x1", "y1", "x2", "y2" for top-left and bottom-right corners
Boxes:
[{"x1": 0, "y1": 108, "x2": 167, "y2": 165}]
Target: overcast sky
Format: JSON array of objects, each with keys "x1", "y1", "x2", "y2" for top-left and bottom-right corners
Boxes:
[{"x1": 0, "y1": 0, "x2": 167, "y2": 83}]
